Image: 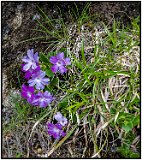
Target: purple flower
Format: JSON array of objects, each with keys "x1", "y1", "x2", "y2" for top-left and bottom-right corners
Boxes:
[
  {"x1": 32, "y1": 91, "x2": 54, "y2": 108},
  {"x1": 21, "y1": 84, "x2": 35, "y2": 104},
  {"x1": 24, "y1": 70, "x2": 33, "y2": 80},
  {"x1": 50, "y1": 52, "x2": 71, "y2": 74},
  {"x1": 54, "y1": 112, "x2": 68, "y2": 126},
  {"x1": 28, "y1": 70, "x2": 50, "y2": 90},
  {"x1": 47, "y1": 122, "x2": 66, "y2": 139},
  {"x1": 22, "y1": 64, "x2": 41, "y2": 80},
  {"x1": 22, "y1": 49, "x2": 39, "y2": 71}
]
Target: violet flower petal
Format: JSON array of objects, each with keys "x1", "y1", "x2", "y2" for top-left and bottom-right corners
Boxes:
[
  {"x1": 41, "y1": 78, "x2": 50, "y2": 85},
  {"x1": 51, "y1": 65, "x2": 58, "y2": 73},
  {"x1": 40, "y1": 71, "x2": 46, "y2": 78},
  {"x1": 39, "y1": 100, "x2": 47, "y2": 108},
  {"x1": 54, "y1": 112, "x2": 63, "y2": 122},
  {"x1": 22, "y1": 58, "x2": 31, "y2": 63},
  {"x1": 36, "y1": 82, "x2": 44, "y2": 90},
  {"x1": 28, "y1": 80, "x2": 36, "y2": 86},
  {"x1": 64, "y1": 58, "x2": 71, "y2": 65},
  {"x1": 61, "y1": 131, "x2": 66, "y2": 137},
  {"x1": 27, "y1": 49, "x2": 34, "y2": 59},
  {"x1": 58, "y1": 65, "x2": 67, "y2": 74},
  {"x1": 56, "y1": 52, "x2": 64, "y2": 59},
  {"x1": 54, "y1": 112, "x2": 68, "y2": 126},
  {"x1": 24, "y1": 71, "x2": 32, "y2": 80},
  {"x1": 50, "y1": 56, "x2": 58, "y2": 64},
  {"x1": 23, "y1": 63, "x2": 31, "y2": 71},
  {"x1": 34, "y1": 52, "x2": 39, "y2": 62}
]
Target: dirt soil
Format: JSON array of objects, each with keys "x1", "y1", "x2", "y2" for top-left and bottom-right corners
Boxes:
[{"x1": 1, "y1": 1, "x2": 140, "y2": 158}]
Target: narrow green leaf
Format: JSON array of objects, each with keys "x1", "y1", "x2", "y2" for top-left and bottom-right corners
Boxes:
[
  {"x1": 50, "y1": 77, "x2": 59, "y2": 86},
  {"x1": 45, "y1": 68, "x2": 54, "y2": 77},
  {"x1": 66, "y1": 101, "x2": 85, "y2": 110},
  {"x1": 40, "y1": 53, "x2": 49, "y2": 63}
]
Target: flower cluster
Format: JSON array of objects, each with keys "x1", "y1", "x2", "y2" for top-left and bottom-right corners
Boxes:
[
  {"x1": 21, "y1": 49, "x2": 71, "y2": 139},
  {"x1": 47, "y1": 112, "x2": 68, "y2": 139},
  {"x1": 21, "y1": 49, "x2": 53, "y2": 108}
]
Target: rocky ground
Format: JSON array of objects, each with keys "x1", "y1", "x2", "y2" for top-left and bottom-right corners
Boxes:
[{"x1": 2, "y1": 1, "x2": 140, "y2": 158}]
